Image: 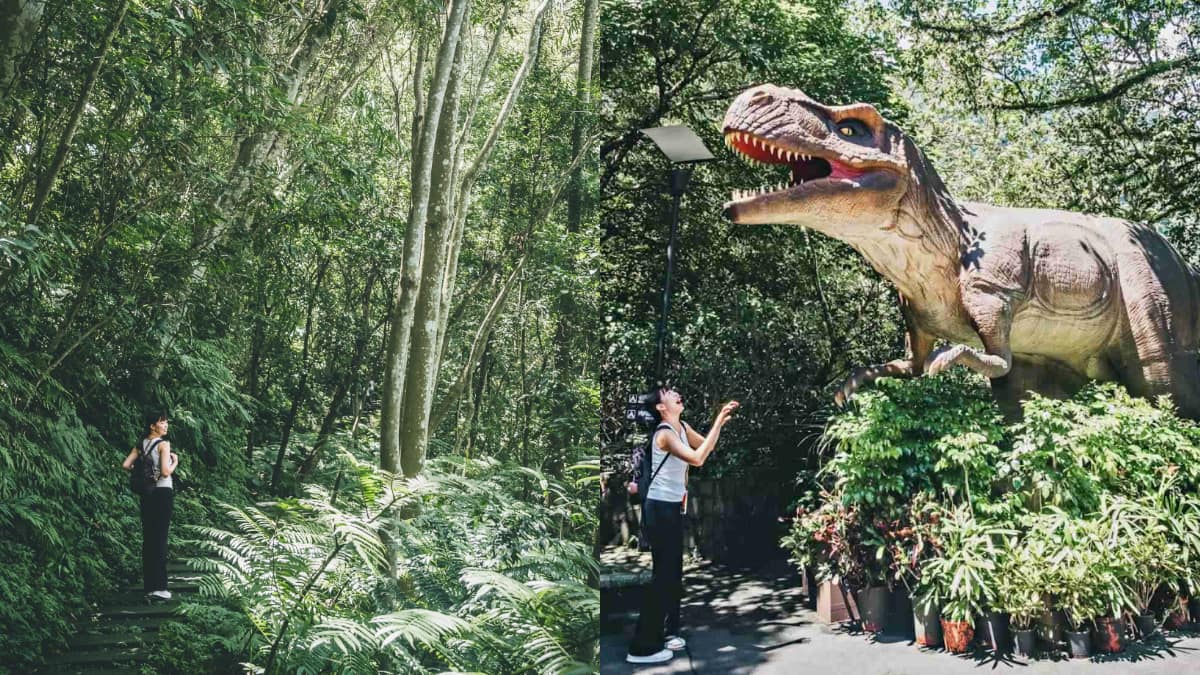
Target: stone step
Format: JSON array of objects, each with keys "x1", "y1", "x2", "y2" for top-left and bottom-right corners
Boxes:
[
  {"x1": 124, "y1": 580, "x2": 200, "y2": 593},
  {"x1": 68, "y1": 632, "x2": 146, "y2": 650},
  {"x1": 42, "y1": 646, "x2": 145, "y2": 667},
  {"x1": 98, "y1": 602, "x2": 182, "y2": 620},
  {"x1": 41, "y1": 666, "x2": 141, "y2": 675}
]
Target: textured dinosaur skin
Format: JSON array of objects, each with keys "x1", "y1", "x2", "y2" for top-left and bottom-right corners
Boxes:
[{"x1": 721, "y1": 84, "x2": 1200, "y2": 419}]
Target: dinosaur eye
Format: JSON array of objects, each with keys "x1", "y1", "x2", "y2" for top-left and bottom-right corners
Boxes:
[{"x1": 833, "y1": 118, "x2": 873, "y2": 146}]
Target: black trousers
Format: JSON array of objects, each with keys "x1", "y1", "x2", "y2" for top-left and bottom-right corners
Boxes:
[
  {"x1": 139, "y1": 487, "x2": 174, "y2": 592},
  {"x1": 630, "y1": 498, "x2": 684, "y2": 654}
]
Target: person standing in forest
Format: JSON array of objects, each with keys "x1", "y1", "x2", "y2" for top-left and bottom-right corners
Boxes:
[
  {"x1": 121, "y1": 413, "x2": 178, "y2": 600},
  {"x1": 626, "y1": 387, "x2": 738, "y2": 664}
]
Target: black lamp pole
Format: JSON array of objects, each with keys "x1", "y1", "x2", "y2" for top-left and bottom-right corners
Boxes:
[
  {"x1": 656, "y1": 167, "x2": 691, "y2": 384},
  {"x1": 639, "y1": 125, "x2": 713, "y2": 387}
]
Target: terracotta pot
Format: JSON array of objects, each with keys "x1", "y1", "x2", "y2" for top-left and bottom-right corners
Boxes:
[
  {"x1": 913, "y1": 600, "x2": 942, "y2": 648},
  {"x1": 1092, "y1": 616, "x2": 1126, "y2": 653},
  {"x1": 854, "y1": 586, "x2": 889, "y2": 633},
  {"x1": 941, "y1": 618, "x2": 974, "y2": 654},
  {"x1": 1067, "y1": 629, "x2": 1091, "y2": 658},
  {"x1": 1165, "y1": 603, "x2": 1188, "y2": 630},
  {"x1": 1134, "y1": 612, "x2": 1158, "y2": 639},
  {"x1": 1013, "y1": 628, "x2": 1037, "y2": 659}
]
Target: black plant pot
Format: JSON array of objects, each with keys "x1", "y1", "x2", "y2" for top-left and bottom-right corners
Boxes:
[
  {"x1": 1067, "y1": 629, "x2": 1091, "y2": 659},
  {"x1": 984, "y1": 611, "x2": 1011, "y2": 653},
  {"x1": 1189, "y1": 597, "x2": 1200, "y2": 625},
  {"x1": 1039, "y1": 605, "x2": 1065, "y2": 646},
  {"x1": 974, "y1": 614, "x2": 990, "y2": 648},
  {"x1": 913, "y1": 600, "x2": 942, "y2": 648},
  {"x1": 1135, "y1": 612, "x2": 1158, "y2": 639},
  {"x1": 1014, "y1": 628, "x2": 1037, "y2": 658},
  {"x1": 854, "y1": 586, "x2": 889, "y2": 633}
]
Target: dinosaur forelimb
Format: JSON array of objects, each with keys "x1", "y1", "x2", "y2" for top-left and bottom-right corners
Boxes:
[
  {"x1": 925, "y1": 343, "x2": 1012, "y2": 379},
  {"x1": 835, "y1": 358, "x2": 916, "y2": 406}
]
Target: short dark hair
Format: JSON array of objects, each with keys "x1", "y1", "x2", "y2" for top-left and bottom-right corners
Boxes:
[
  {"x1": 144, "y1": 411, "x2": 169, "y2": 430},
  {"x1": 643, "y1": 386, "x2": 672, "y2": 424}
]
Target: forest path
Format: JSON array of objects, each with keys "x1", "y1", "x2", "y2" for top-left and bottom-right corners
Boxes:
[{"x1": 39, "y1": 560, "x2": 206, "y2": 674}]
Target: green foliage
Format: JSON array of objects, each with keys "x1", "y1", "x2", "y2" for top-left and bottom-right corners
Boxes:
[
  {"x1": 143, "y1": 601, "x2": 252, "y2": 675},
  {"x1": 788, "y1": 375, "x2": 1200, "y2": 629},
  {"x1": 914, "y1": 503, "x2": 1015, "y2": 623},
  {"x1": 192, "y1": 454, "x2": 598, "y2": 674},
  {"x1": 823, "y1": 372, "x2": 1003, "y2": 509}
]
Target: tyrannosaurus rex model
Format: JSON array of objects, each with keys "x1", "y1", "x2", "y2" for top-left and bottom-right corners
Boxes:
[{"x1": 721, "y1": 84, "x2": 1200, "y2": 419}]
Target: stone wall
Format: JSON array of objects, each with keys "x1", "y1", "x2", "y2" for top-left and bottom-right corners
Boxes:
[{"x1": 598, "y1": 471, "x2": 791, "y2": 567}]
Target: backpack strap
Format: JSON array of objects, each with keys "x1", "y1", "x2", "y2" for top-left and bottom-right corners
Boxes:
[
  {"x1": 646, "y1": 422, "x2": 677, "y2": 491},
  {"x1": 141, "y1": 438, "x2": 165, "y2": 469}
]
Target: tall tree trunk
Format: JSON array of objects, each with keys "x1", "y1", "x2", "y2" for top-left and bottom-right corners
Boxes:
[
  {"x1": 565, "y1": 0, "x2": 597, "y2": 233},
  {"x1": 396, "y1": 0, "x2": 554, "y2": 476},
  {"x1": 379, "y1": 0, "x2": 470, "y2": 475},
  {"x1": 396, "y1": 22, "x2": 468, "y2": 478},
  {"x1": 244, "y1": 265, "x2": 272, "y2": 461},
  {"x1": 26, "y1": 0, "x2": 127, "y2": 226},
  {"x1": 0, "y1": 0, "x2": 45, "y2": 93},
  {"x1": 270, "y1": 255, "x2": 330, "y2": 492}
]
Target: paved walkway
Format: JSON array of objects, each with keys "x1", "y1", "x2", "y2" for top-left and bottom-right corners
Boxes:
[{"x1": 601, "y1": 556, "x2": 1200, "y2": 674}]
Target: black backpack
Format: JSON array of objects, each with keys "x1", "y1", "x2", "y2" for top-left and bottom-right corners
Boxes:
[
  {"x1": 632, "y1": 422, "x2": 674, "y2": 502},
  {"x1": 129, "y1": 438, "x2": 164, "y2": 495},
  {"x1": 632, "y1": 422, "x2": 675, "y2": 551}
]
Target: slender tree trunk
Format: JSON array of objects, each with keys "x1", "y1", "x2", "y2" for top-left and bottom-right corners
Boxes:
[
  {"x1": 297, "y1": 272, "x2": 378, "y2": 482},
  {"x1": 270, "y1": 255, "x2": 330, "y2": 492},
  {"x1": 379, "y1": 0, "x2": 470, "y2": 474},
  {"x1": 566, "y1": 0, "x2": 597, "y2": 232},
  {"x1": 244, "y1": 265, "x2": 272, "y2": 461},
  {"x1": 0, "y1": 0, "x2": 45, "y2": 93},
  {"x1": 396, "y1": 21, "x2": 467, "y2": 478},
  {"x1": 430, "y1": 259, "x2": 525, "y2": 430},
  {"x1": 26, "y1": 0, "x2": 127, "y2": 226}
]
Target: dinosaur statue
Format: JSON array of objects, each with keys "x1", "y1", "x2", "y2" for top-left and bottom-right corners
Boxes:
[{"x1": 721, "y1": 84, "x2": 1200, "y2": 419}]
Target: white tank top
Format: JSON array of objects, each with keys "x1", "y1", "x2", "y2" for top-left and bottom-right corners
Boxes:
[
  {"x1": 646, "y1": 423, "x2": 688, "y2": 503},
  {"x1": 143, "y1": 438, "x2": 173, "y2": 489}
]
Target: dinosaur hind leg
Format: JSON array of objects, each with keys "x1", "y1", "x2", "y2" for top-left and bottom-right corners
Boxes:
[
  {"x1": 1115, "y1": 237, "x2": 1200, "y2": 420},
  {"x1": 989, "y1": 356, "x2": 1088, "y2": 421}
]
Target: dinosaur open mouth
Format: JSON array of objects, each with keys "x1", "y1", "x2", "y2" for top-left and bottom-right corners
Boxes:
[{"x1": 723, "y1": 130, "x2": 873, "y2": 200}]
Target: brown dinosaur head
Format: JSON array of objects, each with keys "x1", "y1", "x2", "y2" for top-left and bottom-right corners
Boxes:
[{"x1": 721, "y1": 85, "x2": 927, "y2": 239}]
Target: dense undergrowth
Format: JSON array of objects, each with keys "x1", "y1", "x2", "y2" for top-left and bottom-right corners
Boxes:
[
  {"x1": 786, "y1": 373, "x2": 1200, "y2": 627},
  {"x1": 0, "y1": 335, "x2": 254, "y2": 670},
  {"x1": 0, "y1": 341, "x2": 600, "y2": 673}
]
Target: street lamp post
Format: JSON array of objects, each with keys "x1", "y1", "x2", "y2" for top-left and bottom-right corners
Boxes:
[{"x1": 640, "y1": 125, "x2": 714, "y2": 385}]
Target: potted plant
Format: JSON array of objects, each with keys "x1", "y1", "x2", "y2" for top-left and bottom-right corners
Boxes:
[
  {"x1": 917, "y1": 504, "x2": 1014, "y2": 654},
  {"x1": 897, "y1": 494, "x2": 943, "y2": 647},
  {"x1": 1121, "y1": 532, "x2": 1180, "y2": 639},
  {"x1": 995, "y1": 540, "x2": 1046, "y2": 658},
  {"x1": 1052, "y1": 522, "x2": 1108, "y2": 658}
]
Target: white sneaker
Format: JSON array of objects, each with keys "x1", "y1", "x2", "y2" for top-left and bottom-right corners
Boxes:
[
  {"x1": 626, "y1": 648, "x2": 673, "y2": 664},
  {"x1": 665, "y1": 635, "x2": 686, "y2": 650},
  {"x1": 149, "y1": 590, "x2": 172, "y2": 600}
]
